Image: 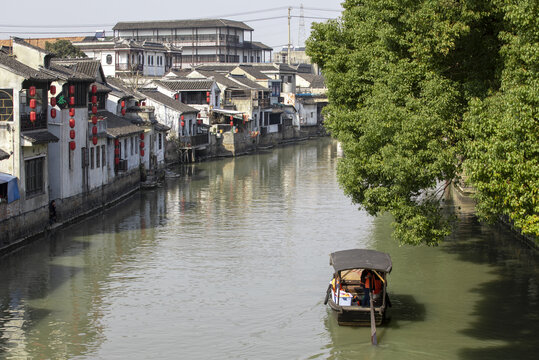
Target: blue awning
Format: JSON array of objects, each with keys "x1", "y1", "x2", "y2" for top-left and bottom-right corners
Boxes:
[{"x1": 0, "y1": 173, "x2": 20, "y2": 204}]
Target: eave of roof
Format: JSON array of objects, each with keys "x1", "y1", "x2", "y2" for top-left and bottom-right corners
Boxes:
[{"x1": 113, "y1": 18, "x2": 253, "y2": 31}]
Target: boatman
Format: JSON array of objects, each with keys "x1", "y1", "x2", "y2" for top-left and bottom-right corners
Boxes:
[{"x1": 361, "y1": 271, "x2": 373, "y2": 307}]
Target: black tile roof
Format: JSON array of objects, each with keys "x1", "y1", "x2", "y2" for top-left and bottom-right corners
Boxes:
[
  {"x1": 22, "y1": 130, "x2": 59, "y2": 144},
  {"x1": 139, "y1": 89, "x2": 199, "y2": 114},
  {"x1": 154, "y1": 122, "x2": 171, "y2": 132},
  {"x1": 236, "y1": 65, "x2": 270, "y2": 80},
  {"x1": 99, "y1": 110, "x2": 144, "y2": 138},
  {"x1": 113, "y1": 19, "x2": 253, "y2": 31},
  {"x1": 42, "y1": 63, "x2": 95, "y2": 82},
  {"x1": 228, "y1": 75, "x2": 268, "y2": 90},
  {"x1": 154, "y1": 79, "x2": 214, "y2": 91},
  {"x1": 193, "y1": 70, "x2": 247, "y2": 90},
  {"x1": 51, "y1": 59, "x2": 102, "y2": 78},
  {"x1": 0, "y1": 51, "x2": 56, "y2": 81},
  {"x1": 106, "y1": 77, "x2": 145, "y2": 101}
]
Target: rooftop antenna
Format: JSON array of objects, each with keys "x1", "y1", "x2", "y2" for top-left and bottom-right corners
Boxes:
[{"x1": 298, "y1": 3, "x2": 305, "y2": 49}]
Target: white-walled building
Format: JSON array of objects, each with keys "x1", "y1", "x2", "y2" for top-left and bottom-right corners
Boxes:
[
  {"x1": 113, "y1": 19, "x2": 272, "y2": 66},
  {"x1": 73, "y1": 38, "x2": 182, "y2": 77}
]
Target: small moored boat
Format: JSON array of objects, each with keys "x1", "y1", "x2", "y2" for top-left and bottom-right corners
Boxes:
[{"x1": 325, "y1": 249, "x2": 392, "y2": 326}]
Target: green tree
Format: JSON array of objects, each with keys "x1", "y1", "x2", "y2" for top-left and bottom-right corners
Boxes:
[
  {"x1": 464, "y1": 0, "x2": 539, "y2": 237},
  {"x1": 45, "y1": 40, "x2": 87, "y2": 58},
  {"x1": 306, "y1": 0, "x2": 505, "y2": 245}
]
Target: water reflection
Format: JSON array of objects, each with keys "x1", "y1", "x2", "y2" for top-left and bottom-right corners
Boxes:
[{"x1": 0, "y1": 138, "x2": 537, "y2": 359}]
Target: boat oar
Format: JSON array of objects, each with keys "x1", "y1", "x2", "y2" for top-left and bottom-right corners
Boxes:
[{"x1": 369, "y1": 288, "x2": 378, "y2": 345}]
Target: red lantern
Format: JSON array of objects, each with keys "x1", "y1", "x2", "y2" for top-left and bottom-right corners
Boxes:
[
  {"x1": 92, "y1": 126, "x2": 97, "y2": 135},
  {"x1": 91, "y1": 116, "x2": 97, "y2": 124},
  {"x1": 141, "y1": 101, "x2": 146, "y2": 106},
  {"x1": 197, "y1": 119, "x2": 202, "y2": 125},
  {"x1": 114, "y1": 139, "x2": 119, "y2": 146},
  {"x1": 121, "y1": 100, "x2": 125, "y2": 107},
  {"x1": 69, "y1": 108, "x2": 75, "y2": 117},
  {"x1": 69, "y1": 97, "x2": 75, "y2": 106},
  {"x1": 197, "y1": 113, "x2": 201, "y2": 118},
  {"x1": 140, "y1": 149, "x2": 145, "y2": 157},
  {"x1": 69, "y1": 118, "x2": 75, "y2": 128},
  {"x1": 140, "y1": 141, "x2": 145, "y2": 148},
  {"x1": 115, "y1": 157, "x2": 120, "y2": 165},
  {"x1": 91, "y1": 85, "x2": 97, "y2": 94},
  {"x1": 174, "y1": 93, "x2": 179, "y2": 100},
  {"x1": 92, "y1": 106, "x2": 97, "y2": 114},
  {"x1": 69, "y1": 141, "x2": 76, "y2": 151},
  {"x1": 69, "y1": 130, "x2": 76, "y2": 139},
  {"x1": 91, "y1": 95, "x2": 97, "y2": 104},
  {"x1": 114, "y1": 148, "x2": 120, "y2": 155},
  {"x1": 51, "y1": 108, "x2": 56, "y2": 118},
  {"x1": 92, "y1": 136, "x2": 98, "y2": 145},
  {"x1": 29, "y1": 86, "x2": 36, "y2": 97},
  {"x1": 69, "y1": 85, "x2": 75, "y2": 95},
  {"x1": 230, "y1": 121, "x2": 234, "y2": 127},
  {"x1": 50, "y1": 85, "x2": 56, "y2": 95},
  {"x1": 206, "y1": 91, "x2": 210, "y2": 97},
  {"x1": 51, "y1": 97, "x2": 56, "y2": 107},
  {"x1": 180, "y1": 115, "x2": 184, "y2": 120},
  {"x1": 206, "y1": 97, "x2": 210, "y2": 104},
  {"x1": 29, "y1": 99, "x2": 36, "y2": 109},
  {"x1": 230, "y1": 116, "x2": 233, "y2": 121},
  {"x1": 30, "y1": 111, "x2": 36, "y2": 122},
  {"x1": 121, "y1": 108, "x2": 126, "y2": 116},
  {"x1": 140, "y1": 133, "x2": 144, "y2": 140},
  {"x1": 180, "y1": 121, "x2": 185, "y2": 127}
]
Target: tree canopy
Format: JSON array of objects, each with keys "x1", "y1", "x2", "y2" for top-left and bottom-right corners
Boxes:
[
  {"x1": 306, "y1": 0, "x2": 538, "y2": 245},
  {"x1": 45, "y1": 40, "x2": 87, "y2": 58}
]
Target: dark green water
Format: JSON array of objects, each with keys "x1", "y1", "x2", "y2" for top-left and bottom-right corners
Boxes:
[{"x1": 0, "y1": 138, "x2": 537, "y2": 359}]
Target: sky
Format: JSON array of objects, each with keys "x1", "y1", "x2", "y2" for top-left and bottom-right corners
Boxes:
[{"x1": 0, "y1": 0, "x2": 344, "y2": 51}]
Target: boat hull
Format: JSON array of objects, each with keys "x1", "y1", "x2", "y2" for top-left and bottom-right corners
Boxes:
[{"x1": 328, "y1": 298, "x2": 385, "y2": 326}]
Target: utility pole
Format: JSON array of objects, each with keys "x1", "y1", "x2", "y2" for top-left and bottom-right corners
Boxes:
[{"x1": 287, "y1": 7, "x2": 291, "y2": 65}]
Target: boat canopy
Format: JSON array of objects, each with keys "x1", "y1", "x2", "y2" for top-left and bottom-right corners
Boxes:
[{"x1": 330, "y1": 249, "x2": 392, "y2": 273}]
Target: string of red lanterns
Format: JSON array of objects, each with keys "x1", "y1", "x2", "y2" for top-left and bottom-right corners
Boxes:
[
  {"x1": 29, "y1": 86, "x2": 36, "y2": 123},
  {"x1": 68, "y1": 83, "x2": 76, "y2": 151}
]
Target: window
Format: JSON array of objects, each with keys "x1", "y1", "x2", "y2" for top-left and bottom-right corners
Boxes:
[
  {"x1": 96, "y1": 146, "x2": 100, "y2": 168},
  {"x1": 25, "y1": 157, "x2": 44, "y2": 196},
  {"x1": 124, "y1": 140, "x2": 127, "y2": 159},
  {"x1": 0, "y1": 89, "x2": 13, "y2": 121},
  {"x1": 68, "y1": 144, "x2": 73, "y2": 170},
  {"x1": 106, "y1": 54, "x2": 113, "y2": 64},
  {"x1": 135, "y1": 138, "x2": 138, "y2": 154},
  {"x1": 101, "y1": 145, "x2": 106, "y2": 167},
  {"x1": 90, "y1": 147, "x2": 95, "y2": 169},
  {"x1": 288, "y1": 76, "x2": 293, "y2": 83},
  {"x1": 131, "y1": 137, "x2": 134, "y2": 155},
  {"x1": 62, "y1": 83, "x2": 87, "y2": 108},
  {"x1": 158, "y1": 133, "x2": 162, "y2": 150},
  {"x1": 311, "y1": 112, "x2": 314, "y2": 118}
]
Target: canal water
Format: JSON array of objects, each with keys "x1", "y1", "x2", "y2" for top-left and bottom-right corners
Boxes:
[{"x1": 0, "y1": 138, "x2": 538, "y2": 359}]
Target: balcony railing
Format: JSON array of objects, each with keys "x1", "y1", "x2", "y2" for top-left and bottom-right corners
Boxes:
[
  {"x1": 115, "y1": 64, "x2": 144, "y2": 72},
  {"x1": 179, "y1": 134, "x2": 209, "y2": 147},
  {"x1": 20, "y1": 112, "x2": 47, "y2": 131}
]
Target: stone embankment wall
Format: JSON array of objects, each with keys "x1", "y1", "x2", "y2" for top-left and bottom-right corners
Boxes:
[{"x1": 0, "y1": 170, "x2": 140, "y2": 255}]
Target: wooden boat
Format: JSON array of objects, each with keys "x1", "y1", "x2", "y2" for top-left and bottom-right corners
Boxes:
[{"x1": 325, "y1": 249, "x2": 392, "y2": 326}]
